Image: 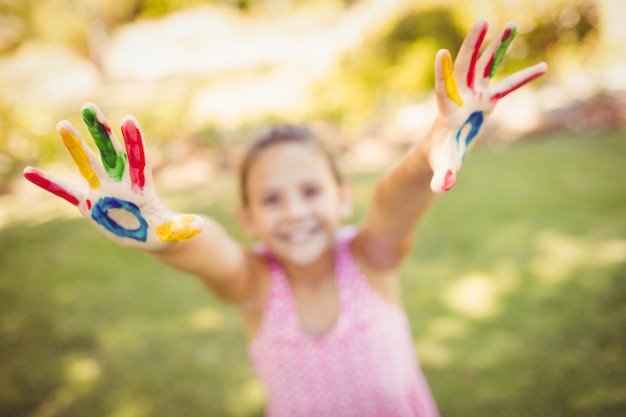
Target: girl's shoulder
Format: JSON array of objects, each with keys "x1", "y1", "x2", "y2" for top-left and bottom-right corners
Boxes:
[{"x1": 337, "y1": 224, "x2": 359, "y2": 243}]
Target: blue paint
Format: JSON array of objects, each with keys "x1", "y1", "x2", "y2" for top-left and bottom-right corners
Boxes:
[
  {"x1": 455, "y1": 111, "x2": 484, "y2": 159},
  {"x1": 91, "y1": 197, "x2": 148, "y2": 242}
]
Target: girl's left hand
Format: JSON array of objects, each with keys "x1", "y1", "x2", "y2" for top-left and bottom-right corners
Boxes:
[{"x1": 428, "y1": 19, "x2": 548, "y2": 193}]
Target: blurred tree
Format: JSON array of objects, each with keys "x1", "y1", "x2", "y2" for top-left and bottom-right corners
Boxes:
[
  {"x1": 0, "y1": 0, "x2": 608, "y2": 187},
  {"x1": 0, "y1": 101, "x2": 17, "y2": 193},
  {"x1": 311, "y1": 5, "x2": 466, "y2": 131},
  {"x1": 311, "y1": 0, "x2": 600, "y2": 130},
  {"x1": 0, "y1": 0, "x2": 26, "y2": 53},
  {"x1": 455, "y1": 0, "x2": 599, "y2": 75},
  {"x1": 0, "y1": 0, "x2": 355, "y2": 56},
  {"x1": 138, "y1": 0, "x2": 353, "y2": 17},
  {"x1": 594, "y1": 0, "x2": 626, "y2": 66},
  {"x1": 0, "y1": 0, "x2": 143, "y2": 59}
]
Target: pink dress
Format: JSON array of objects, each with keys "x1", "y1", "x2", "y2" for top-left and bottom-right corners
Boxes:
[{"x1": 249, "y1": 228, "x2": 440, "y2": 417}]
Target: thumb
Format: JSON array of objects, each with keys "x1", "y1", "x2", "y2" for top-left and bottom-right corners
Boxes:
[
  {"x1": 156, "y1": 214, "x2": 205, "y2": 243},
  {"x1": 435, "y1": 49, "x2": 464, "y2": 110}
]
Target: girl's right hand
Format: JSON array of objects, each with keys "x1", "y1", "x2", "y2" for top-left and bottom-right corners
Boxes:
[{"x1": 24, "y1": 103, "x2": 204, "y2": 251}]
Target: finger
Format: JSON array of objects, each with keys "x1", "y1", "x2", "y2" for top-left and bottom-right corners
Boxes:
[
  {"x1": 478, "y1": 22, "x2": 518, "y2": 80},
  {"x1": 156, "y1": 215, "x2": 204, "y2": 243},
  {"x1": 490, "y1": 62, "x2": 548, "y2": 101},
  {"x1": 23, "y1": 167, "x2": 83, "y2": 206},
  {"x1": 57, "y1": 120, "x2": 104, "y2": 189},
  {"x1": 435, "y1": 49, "x2": 464, "y2": 107},
  {"x1": 121, "y1": 116, "x2": 152, "y2": 194},
  {"x1": 81, "y1": 103, "x2": 127, "y2": 182},
  {"x1": 454, "y1": 19, "x2": 489, "y2": 92},
  {"x1": 431, "y1": 168, "x2": 457, "y2": 194}
]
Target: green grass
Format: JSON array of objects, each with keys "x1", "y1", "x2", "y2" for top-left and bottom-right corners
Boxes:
[{"x1": 1, "y1": 131, "x2": 625, "y2": 417}]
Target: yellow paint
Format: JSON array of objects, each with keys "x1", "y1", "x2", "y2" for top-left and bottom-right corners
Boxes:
[
  {"x1": 59, "y1": 127, "x2": 100, "y2": 189},
  {"x1": 156, "y1": 215, "x2": 201, "y2": 242},
  {"x1": 442, "y1": 53, "x2": 464, "y2": 107}
]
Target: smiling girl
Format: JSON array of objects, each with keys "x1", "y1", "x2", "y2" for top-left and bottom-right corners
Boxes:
[{"x1": 24, "y1": 20, "x2": 547, "y2": 417}]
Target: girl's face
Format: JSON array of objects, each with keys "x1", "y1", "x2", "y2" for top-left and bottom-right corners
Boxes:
[{"x1": 239, "y1": 142, "x2": 352, "y2": 266}]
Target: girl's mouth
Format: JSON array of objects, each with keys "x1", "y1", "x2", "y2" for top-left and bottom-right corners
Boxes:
[{"x1": 278, "y1": 225, "x2": 320, "y2": 243}]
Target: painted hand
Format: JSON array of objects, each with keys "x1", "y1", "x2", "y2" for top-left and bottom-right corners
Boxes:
[
  {"x1": 429, "y1": 19, "x2": 548, "y2": 193},
  {"x1": 23, "y1": 103, "x2": 204, "y2": 250}
]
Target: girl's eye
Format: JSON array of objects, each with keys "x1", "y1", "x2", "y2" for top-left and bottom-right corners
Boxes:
[
  {"x1": 261, "y1": 194, "x2": 280, "y2": 206},
  {"x1": 303, "y1": 186, "x2": 320, "y2": 199}
]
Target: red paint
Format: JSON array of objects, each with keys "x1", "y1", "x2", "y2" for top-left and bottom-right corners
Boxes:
[
  {"x1": 467, "y1": 23, "x2": 488, "y2": 91},
  {"x1": 121, "y1": 119, "x2": 146, "y2": 192},
  {"x1": 490, "y1": 71, "x2": 545, "y2": 102},
  {"x1": 501, "y1": 27, "x2": 512, "y2": 42},
  {"x1": 483, "y1": 53, "x2": 495, "y2": 79},
  {"x1": 442, "y1": 169, "x2": 456, "y2": 192},
  {"x1": 104, "y1": 121, "x2": 112, "y2": 134},
  {"x1": 86, "y1": 199, "x2": 92, "y2": 210},
  {"x1": 24, "y1": 170, "x2": 79, "y2": 205}
]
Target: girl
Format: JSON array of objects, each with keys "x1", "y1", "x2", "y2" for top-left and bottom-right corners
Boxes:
[{"x1": 24, "y1": 20, "x2": 547, "y2": 417}]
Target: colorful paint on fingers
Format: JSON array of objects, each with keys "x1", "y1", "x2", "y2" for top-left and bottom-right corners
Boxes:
[
  {"x1": 91, "y1": 197, "x2": 148, "y2": 242},
  {"x1": 58, "y1": 126, "x2": 101, "y2": 189},
  {"x1": 442, "y1": 169, "x2": 457, "y2": 192},
  {"x1": 121, "y1": 119, "x2": 146, "y2": 193},
  {"x1": 455, "y1": 111, "x2": 484, "y2": 158},
  {"x1": 82, "y1": 108, "x2": 127, "y2": 182},
  {"x1": 488, "y1": 25, "x2": 517, "y2": 78},
  {"x1": 442, "y1": 53, "x2": 464, "y2": 107},
  {"x1": 467, "y1": 21, "x2": 488, "y2": 91},
  {"x1": 490, "y1": 70, "x2": 545, "y2": 102},
  {"x1": 156, "y1": 215, "x2": 202, "y2": 243},
  {"x1": 24, "y1": 170, "x2": 79, "y2": 205}
]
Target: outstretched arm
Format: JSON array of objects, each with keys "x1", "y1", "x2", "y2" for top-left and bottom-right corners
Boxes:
[
  {"x1": 355, "y1": 19, "x2": 548, "y2": 269},
  {"x1": 24, "y1": 104, "x2": 253, "y2": 302}
]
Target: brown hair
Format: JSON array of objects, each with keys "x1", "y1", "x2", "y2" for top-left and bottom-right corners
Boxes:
[{"x1": 239, "y1": 124, "x2": 342, "y2": 206}]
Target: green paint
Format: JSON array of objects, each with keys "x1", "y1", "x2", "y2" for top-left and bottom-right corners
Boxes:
[
  {"x1": 489, "y1": 26, "x2": 518, "y2": 78},
  {"x1": 82, "y1": 108, "x2": 126, "y2": 181}
]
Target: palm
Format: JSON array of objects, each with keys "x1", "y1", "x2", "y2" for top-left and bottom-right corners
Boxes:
[
  {"x1": 24, "y1": 103, "x2": 202, "y2": 250},
  {"x1": 428, "y1": 20, "x2": 547, "y2": 193}
]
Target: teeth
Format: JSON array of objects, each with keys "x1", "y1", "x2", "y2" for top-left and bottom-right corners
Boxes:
[
  {"x1": 279, "y1": 227, "x2": 317, "y2": 243},
  {"x1": 288, "y1": 229, "x2": 310, "y2": 242}
]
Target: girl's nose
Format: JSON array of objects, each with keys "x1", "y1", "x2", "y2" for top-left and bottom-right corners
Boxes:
[{"x1": 283, "y1": 195, "x2": 308, "y2": 219}]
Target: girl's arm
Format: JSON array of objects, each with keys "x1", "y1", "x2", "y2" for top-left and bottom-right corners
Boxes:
[
  {"x1": 354, "y1": 20, "x2": 548, "y2": 270},
  {"x1": 149, "y1": 216, "x2": 256, "y2": 302},
  {"x1": 24, "y1": 103, "x2": 255, "y2": 303}
]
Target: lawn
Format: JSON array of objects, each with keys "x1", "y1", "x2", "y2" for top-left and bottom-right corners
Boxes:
[{"x1": 1, "y1": 131, "x2": 625, "y2": 417}]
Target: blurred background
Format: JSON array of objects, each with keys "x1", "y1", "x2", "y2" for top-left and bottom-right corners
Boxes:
[{"x1": 0, "y1": 0, "x2": 625, "y2": 416}]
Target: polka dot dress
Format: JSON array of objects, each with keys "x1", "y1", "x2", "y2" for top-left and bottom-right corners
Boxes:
[{"x1": 249, "y1": 227, "x2": 440, "y2": 417}]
